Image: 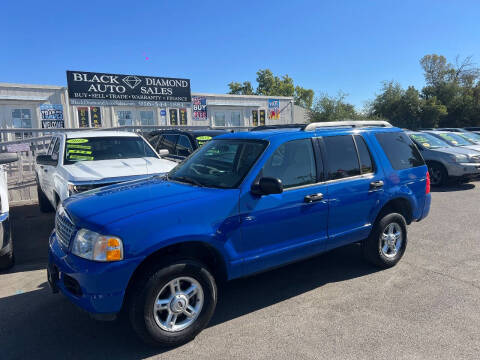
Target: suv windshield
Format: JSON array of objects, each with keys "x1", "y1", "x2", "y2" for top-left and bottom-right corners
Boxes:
[
  {"x1": 409, "y1": 133, "x2": 450, "y2": 149},
  {"x1": 64, "y1": 136, "x2": 157, "y2": 164},
  {"x1": 435, "y1": 132, "x2": 474, "y2": 146},
  {"x1": 168, "y1": 139, "x2": 267, "y2": 188}
]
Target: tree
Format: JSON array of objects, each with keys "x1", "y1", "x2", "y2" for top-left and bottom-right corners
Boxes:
[
  {"x1": 228, "y1": 69, "x2": 314, "y2": 107},
  {"x1": 420, "y1": 54, "x2": 451, "y2": 87},
  {"x1": 228, "y1": 81, "x2": 254, "y2": 95},
  {"x1": 309, "y1": 92, "x2": 361, "y2": 122},
  {"x1": 294, "y1": 86, "x2": 314, "y2": 108}
]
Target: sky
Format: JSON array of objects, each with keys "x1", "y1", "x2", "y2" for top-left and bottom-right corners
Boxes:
[{"x1": 2, "y1": 0, "x2": 480, "y2": 110}]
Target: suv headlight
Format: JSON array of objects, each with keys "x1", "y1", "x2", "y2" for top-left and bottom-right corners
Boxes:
[{"x1": 71, "y1": 229, "x2": 123, "y2": 262}]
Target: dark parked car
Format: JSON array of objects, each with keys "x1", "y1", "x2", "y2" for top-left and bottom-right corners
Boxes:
[{"x1": 146, "y1": 129, "x2": 231, "y2": 160}]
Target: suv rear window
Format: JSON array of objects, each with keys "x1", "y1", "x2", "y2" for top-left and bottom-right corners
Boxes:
[{"x1": 375, "y1": 132, "x2": 425, "y2": 170}]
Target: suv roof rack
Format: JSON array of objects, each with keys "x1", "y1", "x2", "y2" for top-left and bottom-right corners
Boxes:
[
  {"x1": 304, "y1": 120, "x2": 392, "y2": 131},
  {"x1": 250, "y1": 124, "x2": 307, "y2": 131}
]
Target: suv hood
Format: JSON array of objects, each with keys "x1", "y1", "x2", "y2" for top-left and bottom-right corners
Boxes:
[
  {"x1": 64, "y1": 177, "x2": 236, "y2": 228},
  {"x1": 63, "y1": 157, "x2": 177, "y2": 182}
]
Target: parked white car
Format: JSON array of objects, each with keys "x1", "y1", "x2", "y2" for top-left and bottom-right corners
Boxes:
[
  {"x1": 0, "y1": 153, "x2": 18, "y2": 269},
  {"x1": 35, "y1": 131, "x2": 177, "y2": 212}
]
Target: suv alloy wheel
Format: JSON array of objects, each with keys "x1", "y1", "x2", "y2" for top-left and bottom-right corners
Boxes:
[{"x1": 129, "y1": 259, "x2": 217, "y2": 347}]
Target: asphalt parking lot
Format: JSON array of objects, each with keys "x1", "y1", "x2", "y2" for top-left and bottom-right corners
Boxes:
[{"x1": 1, "y1": 183, "x2": 479, "y2": 360}]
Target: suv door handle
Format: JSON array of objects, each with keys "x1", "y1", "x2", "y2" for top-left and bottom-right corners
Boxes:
[
  {"x1": 370, "y1": 180, "x2": 384, "y2": 190},
  {"x1": 304, "y1": 193, "x2": 324, "y2": 203}
]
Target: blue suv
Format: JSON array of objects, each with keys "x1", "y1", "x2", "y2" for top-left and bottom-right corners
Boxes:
[{"x1": 48, "y1": 121, "x2": 431, "y2": 346}]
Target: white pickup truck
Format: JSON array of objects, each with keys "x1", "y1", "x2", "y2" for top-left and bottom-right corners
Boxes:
[
  {"x1": 35, "y1": 131, "x2": 177, "y2": 212},
  {"x1": 0, "y1": 153, "x2": 18, "y2": 270}
]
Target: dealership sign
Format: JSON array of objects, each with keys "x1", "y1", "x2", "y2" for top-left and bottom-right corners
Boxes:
[
  {"x1": 268, "y1": 99, "x2": 280, "y2": 120},
  {"x1": 66, "y1": 70, "x2": 191, "y2": 107},
  {"x1": 192, "y1": 96, "x2": 207, "y2": 120},
  {"x1": 40, "y1": 104, "x2": 64, "y2": 128}
]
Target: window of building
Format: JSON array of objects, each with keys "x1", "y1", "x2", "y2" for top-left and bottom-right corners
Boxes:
[
  {"x1": 324, "y1": 135, "x2": 361, "y2": 180},
  {"x1": 354, "y1": 135, "x2": 374, "y2": 174},
  {"x1": 260, "y1": 139, "x2": 317, "y2": 189},
  {"x1": 140, "y1": 111, "x2": 155, "y2": 126},
  {"x1": 117, "y1": 110, "x2": 133, "y2": 126},
  {"x1": 375, "y1": 132, "x2": 425, "y2": 170},
  {"x1": 12, "y1": 108, "x2": 33, "y2": 139},
  {"x1": 214, "y1": 112, "x2": 225, "y2": 127},
  {"x1": 230, "y1": 111, "x2": 241, "y2": 127},
  {"x1": 12, "y1": 109, "x2": 32, "y2": 128}
]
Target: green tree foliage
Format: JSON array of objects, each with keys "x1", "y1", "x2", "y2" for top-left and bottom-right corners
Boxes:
[
  {"x1": 369, "y1": 54, "x2": 480, "y2": 129},
  {"x1": 228, "y1": 69, "x2": 314, "y2": 108},
  {"x1": 309, "y1": 92, "x2": 363, "y2": 122},
  {"x1": 294, "y1": 86, "x2": 314, "y2": 109},
  {"x1": 227, "y1": 81, "x2": 254, "y2": 95}
]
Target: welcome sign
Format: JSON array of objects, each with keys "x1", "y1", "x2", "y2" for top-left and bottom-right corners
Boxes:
[{"x1": 66, "y1": 70, "x2": 191, "y2": 107}]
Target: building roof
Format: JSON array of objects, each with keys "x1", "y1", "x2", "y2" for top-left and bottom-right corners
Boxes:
[{"x1": 0, "y1": 82, "x2": 65, "y2": 90}]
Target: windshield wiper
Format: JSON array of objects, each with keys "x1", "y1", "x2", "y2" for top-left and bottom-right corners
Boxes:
[{"x1": 171, "y1": 175, "x2": 204, "y2": 187}]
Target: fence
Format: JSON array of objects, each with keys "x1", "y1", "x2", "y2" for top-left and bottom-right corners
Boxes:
[{"x1": 0, "y1": 125, "x2": 251, "y2": 204}]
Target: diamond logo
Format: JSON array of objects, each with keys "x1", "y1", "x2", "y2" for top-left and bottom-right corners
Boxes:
[{"x1": 122, "y1": 75, "x2": 142, "y2": 89}]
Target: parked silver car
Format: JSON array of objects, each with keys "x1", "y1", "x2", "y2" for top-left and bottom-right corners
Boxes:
[
  {"x1": 0, "y1": 153, "x2": 18, "y2": 270},
  {"x1": 407, "y1": 131, "x2": 480, "y2": 186},
  {"x1": 424, "y1": 130, "x2": 480, "y2": 152},
  {"x1": 438, "y1": 128, "x2": 480, "y2": 145}
]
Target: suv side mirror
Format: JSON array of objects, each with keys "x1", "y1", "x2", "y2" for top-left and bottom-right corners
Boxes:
[
  {"x1": 36, "y1": 154, "x2": 58, "y2": 166},
  {"x1": 251, "y1": 177, "x2": 283, "y2": 196},
  {"x1": 158, "y1": 149, "x2": 169, "y2": 156}
]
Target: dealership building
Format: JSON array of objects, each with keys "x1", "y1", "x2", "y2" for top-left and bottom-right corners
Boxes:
[{"x1": 0, "y1": 71, "x2": 308, "y2": 139}]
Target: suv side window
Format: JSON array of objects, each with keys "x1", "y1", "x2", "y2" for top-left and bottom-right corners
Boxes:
[
  {"x1": 375, "y1": 132, "x2": 425, "y2": 170},
  {"x1": 51, "y1": 138, "x2": 61, "y2": 162},
  {"x1": 354, "y1": 135, "x2": 374, "y2": 174},
  {"x1": 47, "y1": 137, "x2": 57, "y2": 155},
  {"x1": 159, "y1": 134, "x2": 178, "y2": 155},
  {"x1": 324, "y1": 135, "x2": 361, "y2": 180},
  {"x1": 261, "y1": 139, "x2": 317, "y2": 189},
  {"x1": 176, "y1": 135, "x2": 194, "y2": 157}
]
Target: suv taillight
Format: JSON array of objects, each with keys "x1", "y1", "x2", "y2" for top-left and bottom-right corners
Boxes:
[{"x1": 426, "y1": 171, "x2": 431, "y2": 194}]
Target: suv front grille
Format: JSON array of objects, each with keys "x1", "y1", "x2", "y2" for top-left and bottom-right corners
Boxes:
[{"x1": 55, "y1": 209, "x2": 75, "y2": 249}]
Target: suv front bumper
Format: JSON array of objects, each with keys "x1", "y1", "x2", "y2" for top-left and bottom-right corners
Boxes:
[{"x1": 48, "y1": 230, "x2": 142, "y2": 316}]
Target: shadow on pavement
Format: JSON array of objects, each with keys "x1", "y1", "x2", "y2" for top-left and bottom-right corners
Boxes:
[
  {"x1": 0, "y1": 204, "x2": 379, "y2": 359},
  {"x1": 431, "y1": 182, "x2": 475, "y2": 193}
]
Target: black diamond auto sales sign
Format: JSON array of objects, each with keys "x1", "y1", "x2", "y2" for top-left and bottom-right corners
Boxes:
[{"x1": 66, "y1": 70, "x2": 191, "y2": 107}]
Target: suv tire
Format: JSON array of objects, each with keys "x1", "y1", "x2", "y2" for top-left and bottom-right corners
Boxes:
[
  {"x1": 129, "y1": 260, "x2": 217, "y2": 347},
  {"x1": 363, "y1": 213, "x2": 407, "y2": 269},
  {"x1": 427, "y1": 162, "x2": 447, "y2": 186},
  {"x1": 37, "y1": 185, "x2": 54, "y2": 213}
]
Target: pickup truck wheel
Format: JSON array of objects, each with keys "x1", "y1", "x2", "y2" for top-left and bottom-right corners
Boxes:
[
  {"x1": 427, "y1": 162, "x2": 447, "y2": 186},
  {"x1": 37, "y1": 185, "x2": 54, "y2": 213},
  {"x1": 363, "y1": 213, "x2": 407, "y2": 269},
  {"x1": 129, "y1": 260, "x2": 217, "y2": 347}
]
